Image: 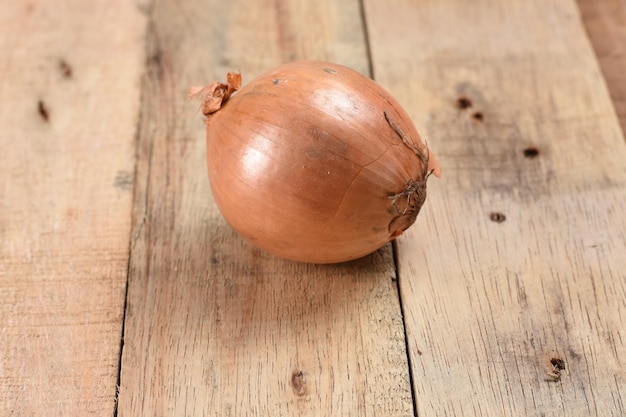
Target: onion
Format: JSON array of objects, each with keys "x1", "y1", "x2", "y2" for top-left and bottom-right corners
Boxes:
[{"x1": 191, "y1": 61, "x2": 440, "y2": 264}]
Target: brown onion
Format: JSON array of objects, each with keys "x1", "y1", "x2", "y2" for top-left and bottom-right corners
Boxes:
[{"x1": 192, "y1": 61, "x2": 440, "y2": 264}]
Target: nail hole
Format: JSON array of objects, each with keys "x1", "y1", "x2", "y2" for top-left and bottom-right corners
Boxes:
[
  {"x1": 272, "y1": 79, "x2": 280, "y2": 85},
  {"x1": 490, "y1": 212, "x2": 506, "y2": 223},
  {"x1": 38, "y1": 100, "x2": 49, "y2": 122},
  {"x1": 524, "y1": 147, "x2": 539, "y2": 158},
  {"x1": 59, "y1": 59, "x2": 72, "y2": 78},
  {"x1": 550, "y1": 357, "x2": 565, "y2": 371},
  {"x1": 456, "y1": 96, "x2": 472, "y2": 109},
  {"x1": 323, "y1": 68, "x2": 337, "y2": 74},
  {"x1": 472, "y1": 111, "x2": 484, "y2": 122}
]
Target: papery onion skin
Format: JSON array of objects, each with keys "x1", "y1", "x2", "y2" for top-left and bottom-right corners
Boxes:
[{"x1": 197, "y1": 61, "x2": 440, "y2": 264}]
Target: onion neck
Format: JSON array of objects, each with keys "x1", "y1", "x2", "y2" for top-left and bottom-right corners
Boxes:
[{"x1": 189, "y1": 71, "x2": 242, "y2": 117}]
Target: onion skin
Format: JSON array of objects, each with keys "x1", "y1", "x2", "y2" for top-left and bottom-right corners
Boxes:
[{"x1": 195, "y1": 61, "x2": 440, "y2": 264}]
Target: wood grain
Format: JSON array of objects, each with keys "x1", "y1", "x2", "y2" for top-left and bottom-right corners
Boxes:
[
  {"x1": 0, "y1": 1, "x2": 146, "y2": 415},
  {"x1": 578, "y1": 0, "x2": 626, "y2": 135},
  {"x1": 117, "y1": 1, "x2": 412, "y2": 415},
  {"x1": 364, "y1": 0, "x2": 626, "y2": 415}
]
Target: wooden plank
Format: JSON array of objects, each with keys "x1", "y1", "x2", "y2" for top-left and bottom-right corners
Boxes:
[
  {"x1": 364, "y1": 0, "x2": 626, "y2": 416},
  {"x1": 0, "y1": 1, "x2": 146, "y2": 416},
  {"x1": 117, "y1": 1, "x2": 413, "y2": 416},
  {"x1": 578, "y1": 0, "x2": 626, "y2": 136}
]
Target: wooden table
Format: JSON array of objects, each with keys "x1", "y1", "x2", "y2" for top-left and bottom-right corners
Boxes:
[{"x1": 2, "y1": 1, "x2": 625, "y2": 416}]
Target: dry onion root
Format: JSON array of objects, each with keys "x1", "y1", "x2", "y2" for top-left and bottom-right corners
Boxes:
[{"x1": 191, "y1": 61, "x2": 440, "y2": 264}]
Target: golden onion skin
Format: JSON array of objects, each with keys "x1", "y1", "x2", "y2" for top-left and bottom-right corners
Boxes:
[{"x1": 202, "y1": 61, "x2": 440, "y2": 263}]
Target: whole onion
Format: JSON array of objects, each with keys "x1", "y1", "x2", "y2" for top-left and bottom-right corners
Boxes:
[{"x1": 191, "y1": 61, "x2": 440, "y2": 264}]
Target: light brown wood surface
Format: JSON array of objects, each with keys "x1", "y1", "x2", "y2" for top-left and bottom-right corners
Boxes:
[
  {"x1": 364, "y1": 0, "x2": 626, "y2": 415},
  {"x1": 0, "y1": 1, "x2": 147, "y2": 415},
  {"x1": 579, "y1": 0, "x2": 626, "y2": 135},
  {"x1": 2, "y1": 0, "x2": 625, "y2": 416},
  {"x1": 116, "y1": 1, "x2": 412, "y2": 416}
]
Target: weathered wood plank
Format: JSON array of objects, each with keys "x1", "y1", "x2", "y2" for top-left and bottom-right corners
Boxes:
[
  {"x1": 117, "y1": 1, "x2": 412, "y2": 416},
  {"x1": 0, "y1": 1, "x2": 146, "y2": 415},
  {"x1": 578, "y1": 0, "x2": 626, "y2": 135},
  {"x1": 365, "y1": 0, "x2": 626, "y2": 416}
]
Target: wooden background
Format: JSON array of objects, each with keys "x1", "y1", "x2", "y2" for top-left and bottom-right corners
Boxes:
[{"x1": 1, "y1": 0, "x2": 625, "y2": 416}]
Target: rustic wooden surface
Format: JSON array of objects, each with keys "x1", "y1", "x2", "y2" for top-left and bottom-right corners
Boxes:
[
  {"x1": 579, "y1": 0, "x2": 626, "y2": 134},
  {"x1": 364, "y1": 0, "x2": 626, "y2": 415},
  {"x1": 0, "y1": 1, "x2": 146, "y2": 415},
  {"x1": 1, "y1": 0, "x2": 625, "y2": 416}
]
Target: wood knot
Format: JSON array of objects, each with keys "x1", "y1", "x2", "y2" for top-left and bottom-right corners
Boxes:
[
  {"x1": 291, "y1": 370, "x2": 307, "y2": 396},
  {"x1": 546, "y1": 357, "x2": 566, "y2": 382}
]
